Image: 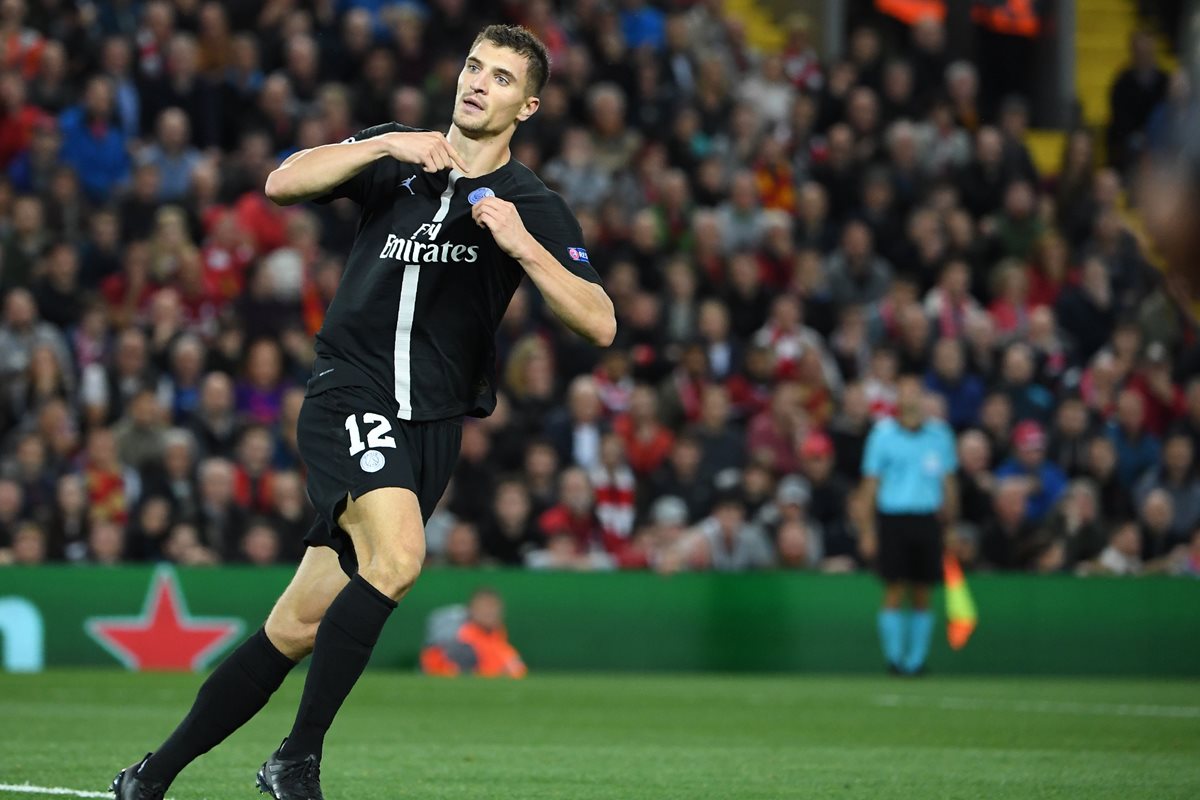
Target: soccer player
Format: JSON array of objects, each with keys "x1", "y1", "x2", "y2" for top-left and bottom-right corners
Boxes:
[
  {"x1": 858, "y1": 374, "x2": 958, "y2": 676},
  {"x1": 111, "y1": 25, "x2": 614, "y2": 800}
]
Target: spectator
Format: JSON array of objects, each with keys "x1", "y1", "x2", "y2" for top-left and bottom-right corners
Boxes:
[
  {"x1": 58, "y1": 75, "x2": 130, "y2": 201},
  {"x1": 828, "y1": 381, "x2": 871, "y2": 481},
  {"x1": 1040, "y1": 479, "x2": 1108, "y2": 569},
  {"x1": 641, "y1": 495, "x2": 693, "y2": 574},
  {"x1": 614, "y1": 384, "x2": 674, "y2": 476},
  {"x1": 1138, "y1": 488, "x2": 1180, "y2": 562},
  {"x1": 590, "y1": 433, "x2": 637, "y2": 561},
  {"x1": 956, "y1": 429, "x2": 995, "y2": 528},
  {"x1": 9, "y1": 519, "x2": 47, "y2": 565},
  {"x1": 0, "y1": 287, "x2": 71, "y2": 381},
  {"x1": 776, "y1": 518, "x2": 824, "y2": 571},
  {"x1": 1082, "y1": 520, "x2": 1143, "y2": 576},
  {"x1": 997, "y1": 342, "x2": 1054, "y2": 424},
  {"x1": 924, "y1": 259, "x2": 986, "y2": 340},
  {"x1": 480, "y1": 478, "x2": 542, "y2": 566},
  {"x1": 240, "y1": 518, "x2": 282, "y2": 566},
  {"x1": 1047, "y1": 395, "x2": 1094, "y2": 478},
  {"x1": 1108, "y1": 30, "x2": 1168, "y2": 171},
  {"x1": 981, "y1": 477, "x2": 1038, "y2": 570},
  {"x1": 1125, "y1": 342, "x2": 1184, "y2": 437},
  {"x1": 798, "y1": 431, "x2": 855, "y2": 561},
  {"x1": 995, "y1": 421, "x2": 1068, "y2": 524},
  {"x1": 141, "y1": 107, "x2": 202, "y2": 202},
  {"x1": 193, "y1": 456, "x2": 244, "y2": 560},
  {"x1": 536, "y1": 466, "x2": 610, "y2": 563},
  {"x1": 1134, "y1": 432, "x2": 1200, "y2": 540},
  {"x1": 88, "y1": 518, "x2": 127, "y2": 565},
  {"x1": 925, "y1": 337, "x2": 984, "y2": 430},
  {"x1": 746, "y1": 382, "x2": 804, "y2": 475},
  {"x1": 827, "y1": 220, "x2": 894, "y2": 310},
  {"x1": 112, "y1": 386, "x2": 168, "y2": 472},
  {"x1": 684, "y1": 489, "x2": 774, "y2": 572},
  {"x1": 443, "y1": 521, "x2": 482, "y2": 568},
  {"x1": 1108, "y1": 389, "x2": 1162, "y2": 488},
  {"x1": 691, "y1": 384, "x2": 743, "y2": 476},
  {"x1": 45, "y1": 473, "x2": 88, "y2": 562},
  {"x1": 545, "y1": 375, "x2": 609, "y2": 471}
]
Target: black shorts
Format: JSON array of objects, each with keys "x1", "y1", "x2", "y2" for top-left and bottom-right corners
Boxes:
[
  {"x1": 297, "y1": 384, "x2": 461, "y2": 576},
  {"x1": 877, "y1": 513, "x2": 942, "y2": 584}
]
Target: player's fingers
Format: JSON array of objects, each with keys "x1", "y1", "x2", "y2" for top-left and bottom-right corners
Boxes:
[{"x1": 428, "y1": 148, "x2": 449, "y2": 173}]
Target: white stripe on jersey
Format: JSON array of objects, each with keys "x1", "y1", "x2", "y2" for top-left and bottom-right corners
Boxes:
[{"x1": 394, "y1": 169, "x2": 463, "y2": 418}]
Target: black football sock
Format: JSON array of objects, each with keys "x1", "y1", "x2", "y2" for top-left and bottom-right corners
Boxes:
[
  {"x1": 279, "y1": 574, "x2": 397, "y2": 761},
  {"x1": 139, "y1": 628, "x2": 297, "y2": 785}
]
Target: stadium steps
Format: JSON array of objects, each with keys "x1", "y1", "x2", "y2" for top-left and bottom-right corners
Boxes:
[
  {"x1": 721, "y1": 0, "x2": 786, "y2": 53},
  {"x1": 1075, "y1": 0, "x2": 1176, "y2": 128}
]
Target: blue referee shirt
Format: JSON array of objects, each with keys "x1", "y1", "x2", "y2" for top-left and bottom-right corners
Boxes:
[{"x1": 862, "y1": 417, "x2": 958, "y2": 514}]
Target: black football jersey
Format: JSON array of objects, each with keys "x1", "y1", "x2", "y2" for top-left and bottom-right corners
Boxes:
[{"x1": 308, "y1": 122, "x2": 601, "y2": 421}]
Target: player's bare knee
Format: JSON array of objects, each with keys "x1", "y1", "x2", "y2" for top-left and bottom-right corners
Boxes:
[
  {"x1": 359, "y1": 549, "x2": 423, "y2": 599},
  {"x1": 265, "y1": 611, "x2": 319, "y2": 659}
]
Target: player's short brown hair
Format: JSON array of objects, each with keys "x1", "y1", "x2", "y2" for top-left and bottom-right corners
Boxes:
[{"x1": 472, "y1": 24, "x2": 550, "y2": 95}]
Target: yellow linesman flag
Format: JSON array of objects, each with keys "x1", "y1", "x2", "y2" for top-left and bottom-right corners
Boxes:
[{"x1": 944, "y1": 553, "x2": 977, "y2": 649}]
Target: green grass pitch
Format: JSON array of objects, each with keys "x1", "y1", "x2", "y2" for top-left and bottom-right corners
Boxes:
[{"x1": 1, "y1": 671, "x2": 1198, "y2": 799}]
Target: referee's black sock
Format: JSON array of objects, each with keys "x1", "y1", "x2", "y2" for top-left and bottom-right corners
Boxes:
[
  {"x1": 139, "y1": 628, "x2": 296, "y2": 785},
  {"x1": 280, "y1": 574, "x2": 397, "y2": 761}
]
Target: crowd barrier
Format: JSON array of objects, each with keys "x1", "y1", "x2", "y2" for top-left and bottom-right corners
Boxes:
[{"x1": 1, "y1": 566, "x2": 1197, "y2": 675}]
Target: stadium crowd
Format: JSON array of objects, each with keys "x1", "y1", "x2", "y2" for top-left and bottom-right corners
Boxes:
[{"x1": 0, "y1": 0, "x2": 1197, "y2": 578}]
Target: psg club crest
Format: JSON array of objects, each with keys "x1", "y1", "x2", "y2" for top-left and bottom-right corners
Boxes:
[
  {"x1": 85, "y1": 567, "x2": 243, "y2": 671},
  {"x1": 467, "y1": 187, "x2": 496, "y2": 204}
]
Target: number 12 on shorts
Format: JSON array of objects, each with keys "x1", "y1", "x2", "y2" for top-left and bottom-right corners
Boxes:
[{"x1": 345, "y1": 413, "x2": 397, "y2": 455}]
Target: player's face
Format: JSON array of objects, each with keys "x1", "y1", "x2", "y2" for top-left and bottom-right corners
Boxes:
[{"x1": 453, "y1": 41, "x2": 540, "y2": 138}]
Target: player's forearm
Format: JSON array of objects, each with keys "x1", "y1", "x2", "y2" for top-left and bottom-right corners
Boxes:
[
  {"x1": 264, "y1": 138, "x2": 389, "y2": 206},
  {"x1": 518, "y1": 240, "x2": 616, "y2": 347}
]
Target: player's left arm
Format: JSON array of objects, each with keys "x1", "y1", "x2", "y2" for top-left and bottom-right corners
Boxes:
[{"x1": 472, "y1": 196, "x2": 616, "y2": 347}]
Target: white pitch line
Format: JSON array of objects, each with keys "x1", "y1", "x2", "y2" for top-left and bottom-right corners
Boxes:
[
  {"x1": 873, "y1": 694, "x2": 1200, "y2": 719},
  {"x1": 0, "y1": 784, "x2": 112, "y2": 798}
]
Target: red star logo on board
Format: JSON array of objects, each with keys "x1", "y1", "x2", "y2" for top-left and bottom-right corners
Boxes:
[{"x1": 85, "y1": 567, "x2": 243, "y2": 671}]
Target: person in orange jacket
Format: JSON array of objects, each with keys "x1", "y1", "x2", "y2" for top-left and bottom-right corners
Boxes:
[{"x1": 420, "y1": 588, "x2": 527, "y2": 679}]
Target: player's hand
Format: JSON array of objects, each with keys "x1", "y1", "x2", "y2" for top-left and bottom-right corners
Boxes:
[
  {"x1": 381, "y1": 131, "x2": 469, "y2": 175},
  {"x1": 472, "y1": 197, "x2": 534, "y2": 260}
]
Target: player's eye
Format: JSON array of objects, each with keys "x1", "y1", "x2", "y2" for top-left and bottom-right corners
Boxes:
[
  {"x1": 466, "y1": 63, "x2": 478, "y2": 72},
  {"x1": 496, "y1": 75, "x2": 509, "y2": 86}
]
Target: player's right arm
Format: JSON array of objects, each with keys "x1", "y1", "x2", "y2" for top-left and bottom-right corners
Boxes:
[{"x1": 265, "y1": 130, "x2": 468, "y2": 206}]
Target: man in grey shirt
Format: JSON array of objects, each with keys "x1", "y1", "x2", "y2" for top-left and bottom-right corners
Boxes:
[{"x1": 686, "y1": 489, "x2": 775, "y2": 571}]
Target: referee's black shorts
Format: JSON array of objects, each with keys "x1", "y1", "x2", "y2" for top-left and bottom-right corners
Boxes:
[
  {"x1": 297, "y1": 384, "x2": 461, "y2": 576},
  {"x1": 877, "y1": 512, "x2": 942, "y2": 584}
]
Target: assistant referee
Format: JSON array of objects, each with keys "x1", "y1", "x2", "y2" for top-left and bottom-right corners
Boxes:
[{"x1": 859, "y1": 373, "x2": 958, "y2": 675}]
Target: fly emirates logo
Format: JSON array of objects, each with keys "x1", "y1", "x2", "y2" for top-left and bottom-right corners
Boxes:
[{"x1": 378, "y1": 234, "x2": 480, "y2": 264}]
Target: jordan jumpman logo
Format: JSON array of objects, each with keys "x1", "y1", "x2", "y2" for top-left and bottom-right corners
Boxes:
[{"x1": 399, "y1": 175, "x2": 417, "y2": 195}]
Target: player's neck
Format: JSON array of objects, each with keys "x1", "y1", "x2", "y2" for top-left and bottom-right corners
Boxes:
[{"x1": 447, "y1": 125, "x2": 512, "y2": 177}]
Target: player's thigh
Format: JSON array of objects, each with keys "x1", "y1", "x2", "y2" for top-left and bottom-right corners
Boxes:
[
  {"x1": 265, "y1": 545, "x2": 350, "y2": 659},
  {"x1": 338, "y1": 485, "x2": 426, "y2": 599}
]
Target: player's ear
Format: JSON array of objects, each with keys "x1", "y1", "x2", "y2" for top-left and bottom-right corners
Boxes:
[{"x1": 516, "y1": 95, "x2": 540, "y2": 123}]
